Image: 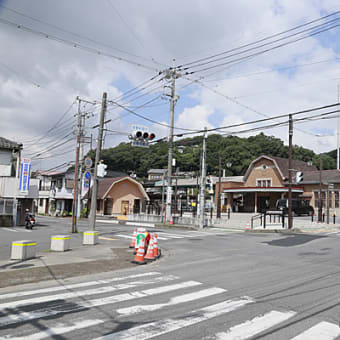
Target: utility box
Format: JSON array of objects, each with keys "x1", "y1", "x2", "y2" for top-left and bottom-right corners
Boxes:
[
  {"x1": 83, "y1": 231, "x2": 99, "y2": 245},
  {"x1": 11, "y1": 240, "x2": 36, "y2": 260},
  {"x1": 51, "y1": 235, "x2": 70, "y2": 252}
]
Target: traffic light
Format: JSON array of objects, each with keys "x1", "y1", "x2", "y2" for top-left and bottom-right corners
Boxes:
[
  {"x1": 296, "y1": 171, "x2": 303, "y2": 183},
  {"x1": 130, "y1": 129, "x2": 156, "y2": 148},
  {"x1": 97, "y1": 162, "x2": 107, "y2": 177}
]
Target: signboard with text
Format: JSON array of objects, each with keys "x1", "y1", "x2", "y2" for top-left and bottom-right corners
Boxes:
[{"x1": 19, "y1": 158, "x2": 31, "y2": 193}]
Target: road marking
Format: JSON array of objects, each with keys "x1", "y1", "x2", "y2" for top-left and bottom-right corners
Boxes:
[
  {"x1": 207, "y1": 310, "x2": 296, "y2": 339},
  {"x1": 117, "y1": 287, "x2": 226, "y2": 316},
  {"x1": 291, "y1": 321, "x2": 340, "y2": 340},
  {"x1": 157, "y1": 232, "x2": 184, "y2": 238},
  {"x1": 96, "y1": 298, "x2": 254, "y2": 340},
  {"x1": 0, "y1": 272, "x2": 161, "y2": 300},
  {"x1": 116, "y1": 234, "x2": 134, "y2": 239},
  {"x1": 0, "y1": 275, "x2": 178, "y2": 310},
  {"x1": 2, "y1": 228, "x2": 18, "y2": 232},
  {"x1": 0, "y1": 281, "x2": 202, "y2": 327},
  {"x1": 99, "y1": 236, "x2": 118, "y2": 240},
  {"x1": 126, "y1": 222, "x2": 155, "y2": 228},
  {"x1": 2, "y1": 318, "x2": 104, "y2": 340},
  {"x1": 97, "y1": 220, "x2": 119, "y2": 224}
]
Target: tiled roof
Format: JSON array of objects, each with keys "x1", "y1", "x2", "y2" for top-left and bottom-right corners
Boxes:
[
  {"x1": 269, "y1": 156, "x2": 317, "y2": 178},
  {"x1": 97, "y1": 177, "x2": 125, "y2": 198},
  {"x1": 0, "y1": 137, "x2": 21, "y2": 150},
  {"x1": 302, "y1": 169, "x2": 340, "y2": 183}
]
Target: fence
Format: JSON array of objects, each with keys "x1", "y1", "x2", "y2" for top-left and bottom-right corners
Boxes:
[{"x1": 0, "y1": 199, "x2": 14, "y2": 215}]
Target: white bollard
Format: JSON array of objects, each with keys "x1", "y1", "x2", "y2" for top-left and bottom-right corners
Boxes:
[
  {"x1": 51, "y1": 235, "x2": 71, "y2": 252},
  {"x1": 83, "y1": 231, "x2": 99, "y2": 245},
  {"x1": 11, "y1": 240, "x2": 36, "y2": 260}
]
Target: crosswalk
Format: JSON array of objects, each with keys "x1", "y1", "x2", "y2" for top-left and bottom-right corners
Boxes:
[
  {"x1": 0, "y1": 227, "x2": 33, "y2": 233},
  {"x1": 0, "y1": 272, "x2": 339, "y2": 339},
  {"x1": 115, "y1": 230, "x2": 213, "y2": 242}
]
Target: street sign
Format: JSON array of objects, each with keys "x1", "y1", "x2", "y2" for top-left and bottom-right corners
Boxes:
[
  {"x1": 329, "y1": 183, "x2": 334, "y2": 190},
  {"x1": 131, "y1": 140, "x2": 149, "y2": 148},
  {"x1": 85, "y1": 157, "x2": 93, "y2": 169},
  {"x1": 85, "y1": 171, "x2": 91, "y2": 179},
  {"x1": 19, "y1": 158, "x2": 31, "y2": 193}
]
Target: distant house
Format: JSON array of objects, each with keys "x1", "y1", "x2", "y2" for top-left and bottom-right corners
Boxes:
[
  {"x1": 87, "y1": 176, "x2": 149, "y2": 216},
  {"x1": 147, "y1": 169, "x2": 167, "y2": 182}
]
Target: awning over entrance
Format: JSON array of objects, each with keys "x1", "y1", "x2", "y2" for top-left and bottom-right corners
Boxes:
[{"x1": 223, "y1": 187, "x2": 304, "y2": 193}]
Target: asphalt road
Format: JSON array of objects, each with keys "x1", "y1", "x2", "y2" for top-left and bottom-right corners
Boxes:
[{"x1": 1, "y1": 218, "x2": 340, "y2": 339}]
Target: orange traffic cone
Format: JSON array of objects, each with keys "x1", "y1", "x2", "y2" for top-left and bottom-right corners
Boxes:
[
  {"x1": 245, "y1": 221, "x2": 251, "y2": 231},
  {"x1": 145, "y1": 236, "x2": 155, "y2": 261},
  {"x1": 129, "y1": 228, "x2": 137, "y2": 248},
  {"x1": 170, "y1": 215, "x2": 174, "y2": 225},
  {"x1": 153, "y1": 233, "x2": 160, "y2": 259},
  {"x1": 132, "y1": 236, "x2": 146, "y2": 265}
]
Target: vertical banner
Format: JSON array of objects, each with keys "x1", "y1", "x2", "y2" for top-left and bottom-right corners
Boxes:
[{"x1": 19, "y1": 158, "x2": 31, "y2": 193}]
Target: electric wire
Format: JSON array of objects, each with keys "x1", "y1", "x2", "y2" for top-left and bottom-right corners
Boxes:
[
  {"x1": 179, "y1": 11, "x2": 340, "y2": 68},
  {"x1": 0, "y1": 17, "x2": 159, "y2": 72}
]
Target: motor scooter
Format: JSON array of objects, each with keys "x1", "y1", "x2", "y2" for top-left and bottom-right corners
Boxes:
[{"x1": 25, "y1": 212, "x2": 35, "y2": 229}]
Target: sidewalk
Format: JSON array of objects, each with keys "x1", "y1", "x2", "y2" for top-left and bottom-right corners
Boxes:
[{"x1": 0, "y1": 242, "x2": 138, "y2": 288}]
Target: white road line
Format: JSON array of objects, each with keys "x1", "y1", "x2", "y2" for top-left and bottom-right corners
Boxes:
[
  {"x1": 117, "y1": 287, "x2": 226, "y2": 316},
  {"x1": 126, "y1": 222, "x2": 155, "y2": 228},
  {"x1": 2, "y1": 228, "x2": 18, "y2": 232},
  {"x1": 0, "y1": 272, "x2": 161, "y2": 300},
  {"x1": 208, "y1": 310, "x2": 296, "y2": 339},
  {"x1": 157, "y1": 233, "x2": 184, "y2": 239},
  {"x1": 0, "y1": 281, "x2": 202, "y2": 327},
  {"x1": 116, "y1": 234, "x2": 134, "y2": 239},
  {"x1": 0, "y1": 275, "x2": 178, "y2": 310},
  {"x1": 291, "y1": 321, "x2": 340, "y2": 340},
  {"x1": 1, "y1": 318, "x2": 104, "y2": 340},
  {"x1": 96, "y1": 298, "x2": 254, "y2": 340},
  {"x1": 97, "y1": 220, "x2": 119, "y2": 224}
]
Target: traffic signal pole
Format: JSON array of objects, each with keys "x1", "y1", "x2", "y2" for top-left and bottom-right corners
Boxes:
[{"x1": 89, "y1": 92, "x2": 107, "y2": 231}]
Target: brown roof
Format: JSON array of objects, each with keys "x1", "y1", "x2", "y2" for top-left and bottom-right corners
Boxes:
[
  {"x1": 269, "y1": 156, "x2": 317, "y2": 178},
  {"x1": 97, "y1": 177, "x2": 125, "y2": 199},
  {"x1": 302, "y1": 169, "x2": 340, "y2": 184}
]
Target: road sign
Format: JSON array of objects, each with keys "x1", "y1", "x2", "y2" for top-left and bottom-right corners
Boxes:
[
  {"x1": 84, "y1": 157, "x2": 93, "y2": 169},
  {"x1": 85, "y1": 171, "x2": 91, "y2": 180},
  {"x1": 19, "y1": 158, "x2": 31, "y2": 193},
  {"x1": 329, "y1": 183, "x2": 334, "y2": 190},
  {"x1": 131, "y1": 140, "x2": 149, "y2": 148}
]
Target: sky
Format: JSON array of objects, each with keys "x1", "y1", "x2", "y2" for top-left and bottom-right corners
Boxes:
[{"x1": 1, "y1": 0, "x2": 340, "y2": 171}]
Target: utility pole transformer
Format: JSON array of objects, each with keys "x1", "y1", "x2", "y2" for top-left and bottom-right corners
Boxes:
[
  {"x1": 199, "y1": 128, "x2": 207, "y2": 229},
  {"x1": 89, "y1": 92, "x2": 107, "y2": 231}
]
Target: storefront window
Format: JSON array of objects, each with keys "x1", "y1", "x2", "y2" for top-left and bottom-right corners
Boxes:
[{"x1": 335, "y1": 191, "x2": 339, "y2": 208}]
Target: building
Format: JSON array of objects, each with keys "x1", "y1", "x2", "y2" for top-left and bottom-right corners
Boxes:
[
  {"x1": 216, "y1": 155, "x2": 317, "y2": 213},
  {"x1": 0, "y1": 137, "x2": 39, "y2": 225},
  {"x1": 49, "y1": 170, "x2": 75, "y2": 216},
  {"x1": 87, "y1": 176, "x2": 149, "y2": 216}
]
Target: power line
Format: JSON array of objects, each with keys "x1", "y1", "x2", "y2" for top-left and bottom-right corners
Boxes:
[
  {"x1": 0, "y1": 17, "x2": 159, "y2": 72},
  {"x1": 179, "y1": 11, "x2": 340, "y2": 68},
  {"x1": 0, "y1": 3, "x2": 164, "y2": 68}
]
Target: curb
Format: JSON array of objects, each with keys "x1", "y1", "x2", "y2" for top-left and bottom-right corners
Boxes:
[{"x1": 245, "y1": 228, "x2": 302, "y2": 234}]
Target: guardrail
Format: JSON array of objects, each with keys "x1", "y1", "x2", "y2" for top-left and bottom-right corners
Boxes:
[{"x1": 251, "y1": 210, "x2": 285, "y2": 229}]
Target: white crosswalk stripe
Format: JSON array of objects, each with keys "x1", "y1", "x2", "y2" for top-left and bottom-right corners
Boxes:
[
  {"x1": 116, "y1": 230, "x2": 212, "y2": 241},
  {"x1": 291, "y1": 321, "x2": 340, "y2": 339},
  {"x1": 0, "y1": 271, "x2": 338, "y2": 340},
  {"x1": 206, "y1": 310, "x2": 296, "y2": 339}
]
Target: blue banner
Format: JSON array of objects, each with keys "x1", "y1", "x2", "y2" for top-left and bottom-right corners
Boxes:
[{"x1": 19, "y1": 158, "x2": 31, "y2": 193}]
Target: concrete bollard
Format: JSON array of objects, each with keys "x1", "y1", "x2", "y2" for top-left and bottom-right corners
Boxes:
[
  {"x1": 51, "y1": 235, "x2": 70, "y2": 252},
  {"x1": 83, "y1": 231, "x2": 99, "y2": 245},
  {"x1": 11, "y1": 240, "x2": 36, "y2": 260}
]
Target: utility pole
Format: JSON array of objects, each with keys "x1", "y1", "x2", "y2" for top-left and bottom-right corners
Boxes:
[
  {"x1": 71, "y1": 97, "x2": 81, "y2": 233},
  {"x1": 89, "y1": 92, "x2": 107, "y2": 231},
  {"x1": 337, "y1": 84, "x2": 340, "y2": 170},
  {"x1": 77, "y1": 99, "x2": 85, "y2": 221},
  {"x1": 217, "y1": 155, "x2": 222, "y2": 218},
  {"x1": 165, "y1": 61, "x2": 180, "y2": 223},
  {"x1": 318, "y1": 154, "x2": 323, "y2": 222},
  {"x1": 288, "y1": 114, "x2": 293, "y2": 229},
  {"x1": 199, "y1": 128, "x2": 207, "y2": 229}
]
